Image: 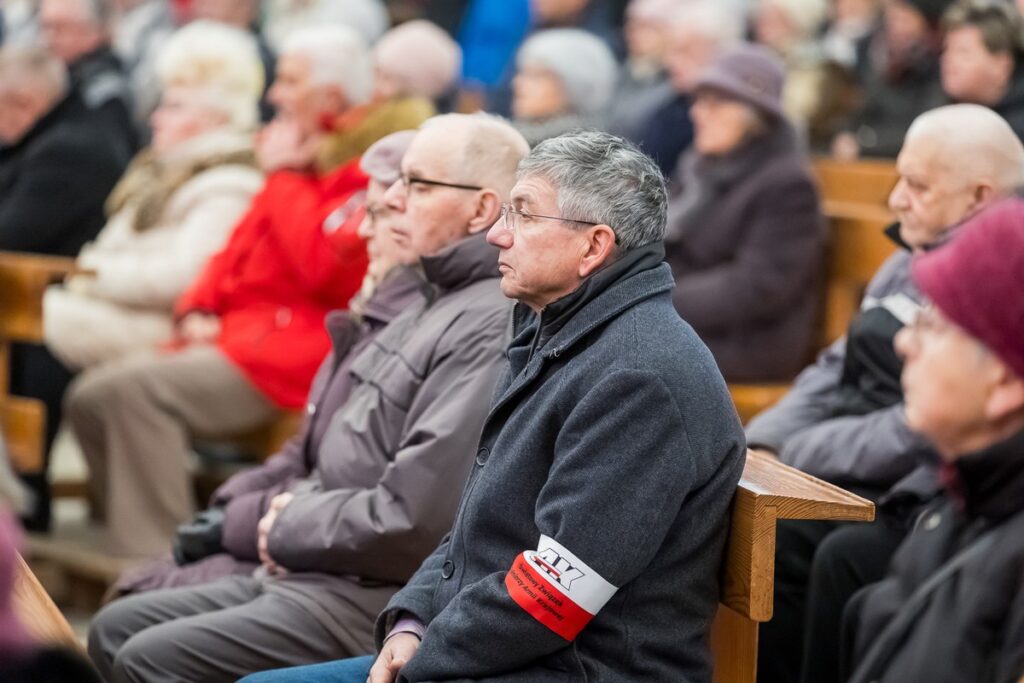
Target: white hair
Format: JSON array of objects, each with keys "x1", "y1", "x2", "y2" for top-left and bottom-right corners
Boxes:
[
  {"x1": 669, "y1": 1, "x2": 745, "y2": 45},
  {"x1": 374, "y1": 20, "x2": 462, "y2": 100},
  {"x1": 906, "y1": 104, "x2": 1024, "y2": 192},
  {"x1": 418, "y1": 113, "x2": 530, "y2": 200},
  {"x1": 516, "y1": 29, "x2": 618, "y2": 116},
  {"x1": 156, "y1": 21, "x2": 265, "y2": 130},
  {"x1": 280, "y1": 24, "x2": 374, "y2": 105}
]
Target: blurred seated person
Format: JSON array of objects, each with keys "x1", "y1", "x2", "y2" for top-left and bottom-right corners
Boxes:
[
  {"x1": 833, "y1": 0, "x2": 950, "y2": 159},
  {"x1": 0, "y1": 44, "x2": 128, "y2": 532},
  {"x1": 941, "y1": 0, "x2": 1024, "y2": 141},
  {"x1": 605, "y1": 0, "x2": 676, "y2": 138},
  {"x1": 821, "y1": 0, "x2": 883, "y2": 78},
  {"x1": 529, "y1": 0, "x2": 622, "y2": 55},
  {"x1": 40, "y1": 0, "x2": 137, "y2": 158},
  {"x1": 372, "y1": 20, "x2": 461, "y2": 112},
  {"x1": 510, "y1": 28, "x2": 617, "y2": 145},
  {"x1": 0, "y1": 44, "x2": 126, "y2": 255},
  {"x1": 87, "y1": 114, "x2": 526, "y2": 683},
  {"x1": 630, "y1": 2, "x2": 743, "y2": 176},
  {"x1": 107, "y1": 130, "x2": 423, "y2": 596},
  {"x1": 65, "y1": 25, "x2": 430, "y2": 559},
  {"x1": 44, "y1": 20, "x2": 265, "y2": 372},
  {"x1": 666, "y1": 44, "x2": 825, "y2": 383},
  {"x1": 847, "y1": 198, "x2": 1024, "y2": 683},
  {"x1": 748, "y1": 104, "x2": 1024, "y2": 683}
]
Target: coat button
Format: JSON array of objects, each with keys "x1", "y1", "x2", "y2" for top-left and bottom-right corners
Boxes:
[
  {"x1": 442, "y1": 560, "x2": 455, "y2": 579},
  {"x1": 475, "y1": 448, "x2": 490, "y2": 466},
  {"x1": 306, "y1": 402, "x2": 316, "y2": 416}
]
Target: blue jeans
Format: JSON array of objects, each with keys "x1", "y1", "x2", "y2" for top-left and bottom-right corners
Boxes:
[{"x1": 238, "y1": 655, "x2": 375, "y2": 682}]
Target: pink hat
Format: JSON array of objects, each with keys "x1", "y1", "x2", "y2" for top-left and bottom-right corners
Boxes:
[{"x1": 912, "y1": 197, "x2": 1024, "y2": 379}]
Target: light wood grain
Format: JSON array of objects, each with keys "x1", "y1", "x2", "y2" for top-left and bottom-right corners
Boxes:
[
  {"x1": 812, "y1": 158, "x2": 899, "y2": 209},
  {"x1": 12, "y1": 553, "x2": 82, "y2": 651},
  {"x1": 711, "y1": 451, "x2": 874, "y2": 682}
]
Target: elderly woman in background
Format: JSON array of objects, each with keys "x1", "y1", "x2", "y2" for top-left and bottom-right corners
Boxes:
[
  {"x1": 510, "y1": 28, "x2": 618, "y2": 145},
  {"x1": 666, "y1": 43, "x2": 825, "y2": 383},
  {"x1": 43, "y1": 21, "x2": 265, "y2": 371},
  {"x1": 372, "y1": 19, "x2": 462, "y2": 111}
]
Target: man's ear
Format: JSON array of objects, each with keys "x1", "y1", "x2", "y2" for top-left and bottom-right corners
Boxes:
[
  {"x1": 972, "y1": 182, "x2": 996, "y2": 210},
  {"x1": 578, "y1": 225, "x2": 618, "y2": 279},
  {"x1": 985, "y1": 363, "x2": 1024, "y2": 423},
  {"x1": 467, "y1": 190, "x2": 501, "y2": 234}
]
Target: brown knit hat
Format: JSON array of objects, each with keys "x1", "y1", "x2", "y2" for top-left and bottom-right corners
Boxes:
[{"x1": 912, "y1": 197, "x2": 1024, "y2": 378}]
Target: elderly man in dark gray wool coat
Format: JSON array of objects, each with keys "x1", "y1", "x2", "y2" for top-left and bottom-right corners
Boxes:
[{"x1": 242, "y1": 131, "x2": 747, "y2": 683}]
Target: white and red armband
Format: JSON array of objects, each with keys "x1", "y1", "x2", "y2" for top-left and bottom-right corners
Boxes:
[{"x1": 503, "y1": 535, "x2": 618, "y2": 641}]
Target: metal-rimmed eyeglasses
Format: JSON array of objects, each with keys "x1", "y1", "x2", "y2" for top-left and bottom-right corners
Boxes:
[
  {"x1": 398, "y1": 173, "x2": 483, "y2": 192},
  {"x1": 497, "y1": 202, "x2": 600, "y2": 233}
]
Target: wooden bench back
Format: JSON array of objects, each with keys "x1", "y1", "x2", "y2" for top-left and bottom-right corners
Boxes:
[
  {"x1": 0, "y1": 252, "x2": 74, "y2": 474},
  {"x1": 812, "y1": 158, "x2": 899, "y2": 209},
  {"x1": 711, "y1": 451, "x2": 874, "y2": 682}
]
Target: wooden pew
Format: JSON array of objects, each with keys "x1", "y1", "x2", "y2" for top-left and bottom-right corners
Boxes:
[
  {"x1": 0, "y1": 252, "x2": 75, "y2": 474},
  {"x1": 13, "y1": 552, "x2": 81, "y2": 651},
  {"x1": 811, "y1": 158, "x2": 899, "y2": 209},
  {"x1": 711, "y1": 450, "x2": 874, "y2": 682}
]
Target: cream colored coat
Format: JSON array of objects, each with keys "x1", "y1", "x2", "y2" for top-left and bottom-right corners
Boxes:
[{"x1": 44, "y1": 131, "x2": 263, "y2": 370}]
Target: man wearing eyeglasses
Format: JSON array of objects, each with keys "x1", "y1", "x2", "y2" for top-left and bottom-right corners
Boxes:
[
  {"x1": 244, "y1": 131, "x2": 746, "y2": 683},
  {"x1": 88, "y1": 113, "x2": 530, "y2": 683}
]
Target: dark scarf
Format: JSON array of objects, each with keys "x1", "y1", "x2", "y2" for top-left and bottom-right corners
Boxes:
[{"x1": 940, "y1": 429, "x2": 1024, "y2": 523}]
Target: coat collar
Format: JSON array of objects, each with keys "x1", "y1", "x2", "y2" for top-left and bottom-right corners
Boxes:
[
  {"x1": 940, "y1": 429, "x2": 1024, "y2": 522},
  {"x1": 514, "y1": 241, "x2": 668, "y2": 355},
  {"x1": 324, "y1": 264, "x2": 423, "y2": 349},
  {"x1": 0, "y1": 92, "x2": 78, "y2": 157},
  {"x1": 419, "y1": 231, "x2": 500, "y2": 294}
]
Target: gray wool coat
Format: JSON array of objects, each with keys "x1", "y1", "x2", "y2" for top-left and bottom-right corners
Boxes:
[{"x1": 377, "y1": 246, "x2": 747, "y2": 682}]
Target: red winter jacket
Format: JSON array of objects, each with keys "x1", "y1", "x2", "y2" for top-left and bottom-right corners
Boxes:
[{"x1": 174, "y1": 159, "x2": 369, "y2": 408}]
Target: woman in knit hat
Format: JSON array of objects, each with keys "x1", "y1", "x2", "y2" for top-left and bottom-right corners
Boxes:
[
  {"x1": 510, "y1": 28, "x2": 618, "y2": 145},
  {"x1": 847, "y1": 197, "x2": 1024, "y2": 683},
  {"x1": 664, "y1": 43, "x2": 826, "y2": 383}
]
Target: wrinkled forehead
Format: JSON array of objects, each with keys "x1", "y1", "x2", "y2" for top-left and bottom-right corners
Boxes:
[
  {"x1": 402, "y1": 127, "x2": 460, "y2": 178},
  {"x1": 509, "y1": 174, "x2": 559, "y2": 210}
]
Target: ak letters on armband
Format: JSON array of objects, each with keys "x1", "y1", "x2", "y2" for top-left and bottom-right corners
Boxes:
[{"x1": 504, "y1": 535, "x2": 617, "y2": 640}]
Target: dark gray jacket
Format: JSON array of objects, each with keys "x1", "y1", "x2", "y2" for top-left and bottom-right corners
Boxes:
[
  {"x1": 745, "y1": 246, "x2": 931, "y2": 488},
  {"x1": 378, "y1": 246, "x2": 746, "y2": 682}
]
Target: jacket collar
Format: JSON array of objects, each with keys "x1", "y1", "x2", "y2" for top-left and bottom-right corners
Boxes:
[
  {"x1": 324, "y1": 265, "x2": 422, "y2": 348},
  {"x1": 419, "y1": 231, "x2": 500, "y2": 294},
  {"x1": 1, "y1": 92, "x2": 78, "y2": 156},
  {"x1": 885, "y1": 221, "x2": 960, "y2": 253},
  {"x1": 940, "y1": 429, "x2": 1024, "y2": 522},
  {"x1": 511, "y1": 242, "x2": 672, "y2": 363}
]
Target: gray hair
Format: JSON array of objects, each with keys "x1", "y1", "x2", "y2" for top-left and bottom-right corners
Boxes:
[
  {"x1": 669, "y1": 1, "x2": 745, "y2": 45},
  {"x1": 518, "y1": 130, "x2": 667, "y2": 250},
  {"x1": 0, "y1": 44, "x2": 69, "y2": 101},
  {"x1": 280, "y1": 24, "x2": 373, "y2": 105},
  {"x1": 515, "y1": 29, "x2": 618, "y2": 116}
]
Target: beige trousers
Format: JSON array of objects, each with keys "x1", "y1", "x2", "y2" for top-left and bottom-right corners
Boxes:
[{"x1": 66, "y1": 346, "x2": 276, "y2": 558}]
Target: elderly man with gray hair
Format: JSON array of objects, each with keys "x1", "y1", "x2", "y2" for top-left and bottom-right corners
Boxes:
[{"x1": 246, "y1": 131, "x2": 747, "y2": 683}]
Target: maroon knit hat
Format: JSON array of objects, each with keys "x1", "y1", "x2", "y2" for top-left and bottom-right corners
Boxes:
[{"x1": 912, "y1": 197, "x2": 1024, "y2": 379}]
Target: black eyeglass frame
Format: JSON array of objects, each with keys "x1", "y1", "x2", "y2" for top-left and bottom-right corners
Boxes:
[{"x1": 399, "y1": 173, "x2": 483, "y2": 192}]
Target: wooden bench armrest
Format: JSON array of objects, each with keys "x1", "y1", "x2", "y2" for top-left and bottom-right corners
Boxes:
[
  {"x1": 721, "y1": 450, "x2": 874, "y2": 622},
  {"x1": 0, "y1": 251, "x2": 76, "y2": 342},
  {"x1": 729, "y1": 384, "x2": 791, "y2": 423}
]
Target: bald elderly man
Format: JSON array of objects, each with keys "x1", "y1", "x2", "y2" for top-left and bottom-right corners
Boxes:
[
  {"x1": 748, "y1": 104, "x2": 1024, "y2": 683},
  {"x1": 88, "y1": 113, "x2": 530, "y2": 683}
]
